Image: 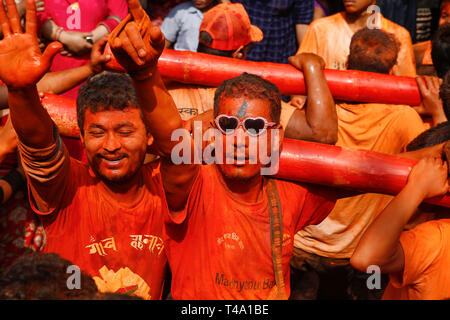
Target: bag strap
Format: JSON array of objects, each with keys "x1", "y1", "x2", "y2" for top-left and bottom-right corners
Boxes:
[{"x1": 266, "y1": 178, "x2": 288, "y2": 300}]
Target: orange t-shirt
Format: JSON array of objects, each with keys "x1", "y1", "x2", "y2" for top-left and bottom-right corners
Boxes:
[
  {"x1": 383, "y1": 220, "x2": 450, "y2": 300},
  {"x1": 18, "y1": 135, "x2": 168, "y2": 300},
  {"x1": 164, "y1": 164, "x2": 338, "y2": 300},
  {"x1": 297, "y1": 12, "x2": 416, "y2": 77}
]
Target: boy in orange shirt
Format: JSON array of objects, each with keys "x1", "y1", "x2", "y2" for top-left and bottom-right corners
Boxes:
[
  {"x1": 351, "y1": 148, "x2": 450, "y2": 300},
  {"x1": 297, "y1": 0, "x2": 415, "y2": 76}
]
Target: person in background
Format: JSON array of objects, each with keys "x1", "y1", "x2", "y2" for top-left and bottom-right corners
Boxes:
[
  {"x1": 290, "y1": 28, "x2": 437, "y2": 300},
  {"x1": 351, "y1": 151, "x2": 449, "y2": 300},
  {"x1": 161, "y1": 0, "x2": 222, "y2": 52},
  {"x1": 230, "y1": 0, "x2": 315, "y2": 64}
]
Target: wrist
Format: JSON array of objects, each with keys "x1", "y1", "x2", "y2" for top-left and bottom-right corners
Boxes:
[
  {"x1": 129, "y1": 66, "x2": 157, "y2": 82},
  {"x1": 403, "y1": 179, "x2": 429, "y2": 203},
  {"x1": 53, "y1": 27, "x2": 64, "y2": 42}
]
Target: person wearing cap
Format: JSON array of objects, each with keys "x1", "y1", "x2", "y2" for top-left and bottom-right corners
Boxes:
[
  {"x1": 169, "y1": 3, "x2": 338, "y2": 145},
  {"x1": 161, "y1": 0, "x2": 223, "y2": 52}
]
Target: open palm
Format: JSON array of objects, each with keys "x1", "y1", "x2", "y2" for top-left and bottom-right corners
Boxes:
[{"x1": 0, "y1": 0, "x2": 61, "y2": 88}]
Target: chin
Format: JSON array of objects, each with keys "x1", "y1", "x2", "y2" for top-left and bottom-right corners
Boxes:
[{"x1": 217, "y1": 164, "x2": 261, "y2": 182}]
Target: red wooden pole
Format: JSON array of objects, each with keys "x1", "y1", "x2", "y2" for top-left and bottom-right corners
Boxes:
[
  {"x1": 105, "y1": 47, "x2": 422, "y2": 106},
  {"x1": 276, "y1": 139, "x2": 450, "y2": 208},
  {"x1": 40, "y1": 93, "x2": 448, "y2": 208}
]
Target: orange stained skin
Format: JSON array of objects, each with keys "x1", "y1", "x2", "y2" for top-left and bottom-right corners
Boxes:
[
  {"x1": 215, "y1": 97, "x2": 283, "y2": 182},
  {"x1": 0, "y1": 0, "x2": 62, "y2": 88},
  {"x1": 80, "y1": 107, "x2": 152, "y2": 188}
]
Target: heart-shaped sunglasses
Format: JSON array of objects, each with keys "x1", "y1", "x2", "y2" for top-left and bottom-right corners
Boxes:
[{"x1": 214, "y1": 115, "x2": 277, "y2": 137}]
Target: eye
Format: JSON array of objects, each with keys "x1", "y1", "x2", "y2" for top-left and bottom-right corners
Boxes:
[
  {"x1": 88, "y1": 130, "x2": 104, "y2": 137},
  {"x1": 244, "y1": 118, "x2": 266, "y2": 135}
]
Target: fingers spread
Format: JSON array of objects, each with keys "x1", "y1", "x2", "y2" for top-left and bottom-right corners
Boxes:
[
  {"x1": 40, "y1": 41, "x2": 63, "y2": 68},
  {"x1": 5, "y1": 0, "x2": 22, "y2": 33},
  {"x1": 0, "y1": 1, "x2": 12, "y2": 37},
  {"x1": 25, "y1": 0, "x2": 37, "y2": 36}
]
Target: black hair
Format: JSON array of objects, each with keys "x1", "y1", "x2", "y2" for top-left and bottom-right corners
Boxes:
[
  {"x1": 76, "y1": 72, "x2": 149, "y2": 135},
  {"x1": 0, "y1": 253, "x2": 99, "y2": 299},
  {"x1": 406, "y1": 121, "x2": 450, "y2": 152},
  {"x1": 214, "y1": 73, "x2": 281, "y2": 123},
  {"x1": 432, "y1": 22, "x2": 450, "y2": 78},
  {"x1": 347, "y1": 27, "x2": 399, "y2": 74}
]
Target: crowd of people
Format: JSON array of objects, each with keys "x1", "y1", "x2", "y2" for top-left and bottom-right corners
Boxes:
[{"x1": 0, "y1": 0, "x2": 449, "y2": 301}]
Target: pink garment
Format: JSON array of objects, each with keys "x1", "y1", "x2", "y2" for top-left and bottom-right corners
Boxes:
[
  {"x1": 38, "y1": 0, "x2": 128, "y2": 99},
  {"x1": 37, "y1": 0, "x2": 128, "y2": 161}
]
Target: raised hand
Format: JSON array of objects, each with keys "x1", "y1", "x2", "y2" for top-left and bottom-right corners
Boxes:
[
  {"x1": 0, "y1": 0, "x2": 62, "y2": 89},
  {"x1": 407, "y1": 157, "x2": 449, "y2": 200},
  {"x1": 88, "y1": 35, "x2": 111, "y2": 74},
  {"x1": 108, "y1": 0, "x2": 165, "y2": 80}
]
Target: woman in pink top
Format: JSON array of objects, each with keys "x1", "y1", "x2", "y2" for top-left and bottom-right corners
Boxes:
[
  {"x1": 38, "y1": 0, "x2": 128, "y2": 99},
  {"x1": 37, "y1": 0, "x2": 128, "y2": 160}
]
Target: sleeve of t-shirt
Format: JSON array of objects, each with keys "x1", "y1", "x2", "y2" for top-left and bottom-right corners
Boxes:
[
  {"x1": 17, "y1": 125, "x2": 70, "y2": 215},
  {"x1": 98, "y1": 0, "x2": 129, "y2": 32},
  {"x1": 294, "y1": 184, "x2": 339, "y2": 233},
  {"x1": 160, "y1": 8, "x2": 180, "y2": 43},
  {"x1": 280, "y1": 102, "x2": 296, "y2": 130},
  {"x1": 296, "y1": 21, "x2": 319, "y2": 55},
  {"x1": 392, "y1": 108, "x2": 427, "y2": 151},
  {"x1": 293, "y1": 0, "x2": 315, "y2": 25},
  {"x1": 389, "y1": 221, "x2": 444, "y2": 288}
]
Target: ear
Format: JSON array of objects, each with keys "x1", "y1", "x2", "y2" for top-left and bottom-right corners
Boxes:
[
  {"x1": 79, "y1": 132, "x2": 86, "y2": 147},
  {"x1": 232, "y1": 45, "x2": 245, "y2": 60},
  {"x1": 147, "y1": 132, "x2": 154, "y2": 147}
]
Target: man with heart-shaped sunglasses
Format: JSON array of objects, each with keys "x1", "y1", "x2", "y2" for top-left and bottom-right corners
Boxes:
[{"x1": 106, "y1": 0, "x2": 344, "y2": 300}]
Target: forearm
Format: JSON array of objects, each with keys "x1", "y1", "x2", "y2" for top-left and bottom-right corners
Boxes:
[
  {"x1": 41, "y1": 19, "x2": 57, "y2": 41},
  {"x1": 8, "y1": 86, "x2": 54, "y2": 148},
  {"x1": 0, "y1": 85, "x2": 8, "y2": 108},
  {"x1": 295, "y1": 24, "x2": 308, "y2": 46},
  {"x1": 37, "y1": 64, "x2": 94, "y2": 94},
  {"x1": 132, "y1": 69, "x2": 183, "y2": 157},
  {"x1": 351, "y1": 183, "x2": 424, "y2": 273},
  {"x1": 303, "y1": 65, "x2": 337, "y2": 144}
]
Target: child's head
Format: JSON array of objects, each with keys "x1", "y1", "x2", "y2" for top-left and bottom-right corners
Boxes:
[{"x1": 347, "y1": 27, "x2": 399, "y2": 74}]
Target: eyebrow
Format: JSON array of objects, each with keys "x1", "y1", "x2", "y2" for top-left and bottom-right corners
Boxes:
[{"x1": 87, "y1": 122, "x2": 136, "y2": 130}]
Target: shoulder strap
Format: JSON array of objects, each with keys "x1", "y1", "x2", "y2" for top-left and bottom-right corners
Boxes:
[{"x1": 266, "y1": 178, "x2": 288, "y2": 300}]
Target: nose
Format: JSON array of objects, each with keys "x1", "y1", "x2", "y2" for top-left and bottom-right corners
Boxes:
[
  {"x1": 233, "y1": 127, "x2": 249, "y2": 149},
  {"x1": 103, "y1": 132, "x2": 121, "y2": 153}
]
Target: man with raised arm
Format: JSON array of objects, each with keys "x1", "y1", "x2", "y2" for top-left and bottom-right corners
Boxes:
[
  {"x1": 107, "y1": 0, "x2": 341, "y2": 300},
  {"x1": 0, "y1": 0, "x2": 169, "y2": 300}
]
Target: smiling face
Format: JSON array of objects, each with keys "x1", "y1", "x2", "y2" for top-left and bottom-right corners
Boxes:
[
  {"x1": 215, "y1": 96, "x2": 281, "y2": 181},
  {"x1": 80, "y1": 107, "x2": 151, "y2": 186}
]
